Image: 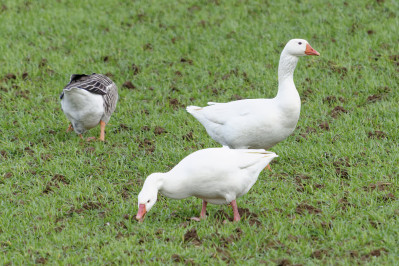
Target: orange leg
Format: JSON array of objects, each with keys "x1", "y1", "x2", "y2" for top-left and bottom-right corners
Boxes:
[
  {"x1": 230, "y1": 200, "x2": 240, "y2": 222},
  {"x1": 79, "y1": 134, "x2": 83, "y2": 140},
  {"x1": 266, "y1": 164, "x2": 272, "y2": 171},
  {"x1": 66, "y1": 124, "x2": 73, "y2": 133},
  {"x1": 99, "y1": 120, "x2": 106, "y2": 141}
]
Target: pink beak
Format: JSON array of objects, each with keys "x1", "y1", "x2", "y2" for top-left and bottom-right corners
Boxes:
[
  {"x1": 136, "y1": 204, "x2": 147, "y2": 222},
  {"x1": 305, "y1": 43, "x2": 320, "y2": 56}
]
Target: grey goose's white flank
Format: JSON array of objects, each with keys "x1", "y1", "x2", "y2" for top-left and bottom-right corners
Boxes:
[{"x1": 60, "y1": 73, "x2": 118, "y2": 141}]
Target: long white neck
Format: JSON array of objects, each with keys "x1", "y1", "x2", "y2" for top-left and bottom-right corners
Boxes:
[
  {"x1": 142, "y1": 173, "x2": 164, "y2": 193},
  {"x1": 276, "y1": 50, "x2": 299, "y2": 99}
]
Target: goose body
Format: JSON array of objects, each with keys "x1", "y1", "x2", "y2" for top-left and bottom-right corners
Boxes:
[
  {"x1": 187, "y1": 39, "x2": 319, "y2": 150},
  {"x1": 136, "y1": 148, "x2": 278, "y2": 222},
  {"x1": 60, "y1": 73, "x2": 118, "y2": 141}
]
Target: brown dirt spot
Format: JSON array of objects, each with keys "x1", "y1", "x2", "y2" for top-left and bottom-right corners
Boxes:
[
  {"x1": 143, "y1": 43, "x2": 153, "y2": 50},
  {"x1": 314, "y1": 184, "x2": 325, "y2": 189},
  {"x1": 389, "y1": 55, "x2": 399, "y2": 66},
  {"x1": 311, "y1": 249, "x2": 328, "y2": 259},
  {"x1": 114, "y1": 123, "x2": 130, "y2": 133},
  {"x1": 275, "y1": 259, "x2": 292, "y2": 266},
  {"x1": 175, "y1": 71, "x2": 182, "y2": 76},
  {"x1": 131, "y1": 64, "x2": 140, "y2": 75},
  {"x1": 330, "y1": 106, "x2": 347, "y2": 118},
  {"x1": 367, "y1": 30, "x2": 374, "y2": 35},
  {"x1": 4, "y1": 172, "x2": 12, "y2": 178},
  {"x1": 367, "y1": 94, "x2": 382, "y2": 102},
  {"x1": 1, "y1": 150, "x2": 7, "y2": 158},
  {"x1": 368, "y1": 130, "x2": 387, "y2": 139},
  {"x1": 35, "y1": 257, "x2": 48, "y2": 264},
  {"x1": 39, "y1": 58, "x2": 48, "y2": 68},
  {"x1": 171, "y1": 254, "x2": 184, "y2": 262},
  {"x1": 137, "y1": 138, "x2": 155, "y2": 153},
  {"x1": 338, "y1": 197, "x2": 356, "y2": 210},
  {"x1": 180, "y1": 58, "x2": 193, "y2": 65},
  {"x1": 362, "y1": 248, "x2": 388, "y2": 260},
  {"x1": 54, "y1": 225, "x2": 65, "y2": 233},
  {"x1": 122, "y1": 81, "x2": 136, "y2": 89},
  {"x1": 295, "y1": 203, "x2": 321, "y2": 215},
  {"x1": 319, "y1": 122, "x2": 330, "y2": 130},
  {"x1": 182, "y1": 131, "x2": 193, "y2": 141},
  {"x1": 379, "y1": 193, "x2": 395, "y2": 202},
  {"x1": 24, "y1": 146, "x2": 35, "y2": 155},
  {"x1": 52, "y1": 174, "x2": 69, "y2": 185},
  {"x1": 266, "y1": 240, "x2": 285, "y2": 250},
  {"x1": 41, "y1": 154, "x2": 52, "y2": 161},
  {"x1": 335, "y1": 167, "x2": 349, "y2": 179},
  {"x1": 365, "y1": 182, "x2": 391, "y2": 191},
  {"x1": 21, "y1": 72, "x2": 29, "y2": 80},
  {"x1": 102, "y1": 56, "x2": 110, "y2": 62},
  {"x1": 169, "y1": 98, "x2": 182, "y2": 109},
  {"x1": 15, "y1": 90, "x2": 30, "y2": 99},
  {"x1": 154, "y1": 126, "x2": 166, "y2": 135},
  {"x1": 183, "y1": 228, "x2": 201, "y2": 245},
  {"x1": 141, "y1": 125, "x2": 150, "y2": 132},
  {"x1": 4, "y1": 73, "x2": 16, "y2": 81},
  {"x1": 230, "y1": 94, "x2": 243, "y2": 100},
  {"x1": 349, "y1": 250, "x2": 359, "y2": 258},
  {"x1": 105, "y1": 72, "x2": 114, "y2": 78}
]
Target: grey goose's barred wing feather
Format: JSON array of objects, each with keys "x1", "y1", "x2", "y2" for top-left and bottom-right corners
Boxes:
[{"x1": 60, "y1": 73, "x2": 115, "y2": 99}]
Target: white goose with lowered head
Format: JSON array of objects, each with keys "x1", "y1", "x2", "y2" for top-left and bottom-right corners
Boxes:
[
  {"x1": 136, "y1": 148, "x2": 278, "y2": 222},
  {"x1": 187, "y1": 39, "x2": 319, "y2": 150}
]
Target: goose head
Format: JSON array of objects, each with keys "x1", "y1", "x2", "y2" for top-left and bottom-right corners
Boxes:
[
  {"x1": 283, "y1": 39, "x2": 320, "y2": 57},
  {"x1": 136, "y1": 173, "x2": 161, "y2": 222}
]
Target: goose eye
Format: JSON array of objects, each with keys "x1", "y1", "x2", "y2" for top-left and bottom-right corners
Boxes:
[
  {"x1": 298, "y1": 42, "x2": 302, "y2": 45},
  {"x1": 147, "y1": 200, "x2": 150, "y2": 203}
]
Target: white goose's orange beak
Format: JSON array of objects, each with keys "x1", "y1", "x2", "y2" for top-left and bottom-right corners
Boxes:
[
  {"x1": 305, "y1": 43, "x2": 320, "y2": 56},
  {"x1": 136, "y1": 204, "x2": 147, "y2": 222}
]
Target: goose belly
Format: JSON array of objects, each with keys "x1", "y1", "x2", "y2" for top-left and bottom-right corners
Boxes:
[{"x1": 61, "y1": 89, "x2": 104, "y2": 133}]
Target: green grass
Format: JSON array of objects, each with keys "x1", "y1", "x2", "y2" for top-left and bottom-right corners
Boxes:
[{"x1": 0, "y1": 0, "x2": 398, "y2": 264}]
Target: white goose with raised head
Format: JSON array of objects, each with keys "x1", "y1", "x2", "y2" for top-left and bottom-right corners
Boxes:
[
  {"x1": 187, "y1": 39, "x2": 319, "y2": 151},
  {"x1": 60, "y1": 73, "x2": 118, "y2": 141},
  {"x1": 136, "y1": 148, "x2": 278, "y2": 222}
]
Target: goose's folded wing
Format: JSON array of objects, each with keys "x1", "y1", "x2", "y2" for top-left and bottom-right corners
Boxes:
[
  {"x1": 61, "y1": 74, "x2": 114, "y2": 99},
  {"x1": 197, "y1": 101, "x2": 251, "y2": 125}
]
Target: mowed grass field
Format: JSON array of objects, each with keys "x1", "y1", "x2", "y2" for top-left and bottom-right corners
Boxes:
[{"x1": 0, "y1": 0, "x2": 398, "y2": 264}]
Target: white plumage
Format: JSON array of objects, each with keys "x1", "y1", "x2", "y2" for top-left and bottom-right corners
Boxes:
[
  {"x1": 60, "y1": 73, "x2": 118, "y2": 141},
  {"x1": 187, "y1": 39, "x2": 319, "y2": 150},
  {"x1": 136, "y1": 148, "x2": 278, "y2": 222}
]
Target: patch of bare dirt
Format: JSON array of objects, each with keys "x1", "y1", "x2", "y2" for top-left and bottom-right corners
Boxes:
[
  {"x1": 154, "y1": 126, "x2": 166, "y2": 135},
  {"x1": 323, "y1": 95, "x2": 345, "y2": 105},
  {"x1": 319, "y1": 121, "x2": 330, "y2": 130},
  {"x1": 361, "y1": 248, "x2": 388, "y2": 260},
  {"x1": 137, "y1": 138, "x2": 155, "y2": 154},
  {"x1": 180, "y1": 58, "x2": 193, "y2": 65},
  {"x1": 183, "y1": 228, "x2": 201, "y2": 245},
  {"x1": 364, "y1": 182, "x2": 392, "y2": 191},
  {"x1": 295, "y1": 203, "x2": 321, "y2": 215},
  {"x1": 143, "y1": 43, "x2": 153, "y2": 51},
  {"x1": 171, "y1": 254, "x2": 184, "y2": 262},
  {"x1": 169, "y1": 98, "x2": 183, "y2": 109},
  {"x1": 311, "y1": 249, "x2": 328, "y2": 259},
  {"x1": 122, "y1": 81, "x2": 136, "y2": 89},
  {"x1": 182, "y1": 131, "x2": 194, "y2": 141},
  {"x1": 131, "y1": 64, "x2": 140, "y2": 75},
  {"x1": 330, "y1": 106, "x2": 348, "y2": 118},
  {"x1": 368, "y1": 130, "x2": 387, "y2": 139},
  {"x1": 338, "y1": 197, "x2": 356, "y2": 210}
]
